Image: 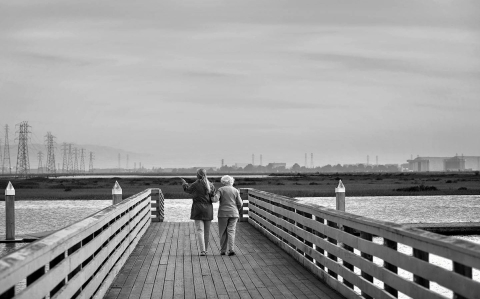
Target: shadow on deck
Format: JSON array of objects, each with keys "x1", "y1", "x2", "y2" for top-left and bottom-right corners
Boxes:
[{"x1": 105, "y1": 222, "x2": 344, "y2": 299}]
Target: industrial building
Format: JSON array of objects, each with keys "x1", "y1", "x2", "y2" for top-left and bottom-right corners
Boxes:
[{"x1": 407, "y1": 155, "x2": 480, "y2": 172}]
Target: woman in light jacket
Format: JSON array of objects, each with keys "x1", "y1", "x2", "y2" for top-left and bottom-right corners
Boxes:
[
  {"x1": 180, "y1": 169, "x2": 215, "y2": 256},
  {"x1": 213, "y1": 175, "x2": 243, "y2": 256}
]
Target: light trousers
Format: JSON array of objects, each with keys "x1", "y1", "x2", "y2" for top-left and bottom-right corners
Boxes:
[
  {"x1": 218, "y1": 217, "x2": 238, "y2": 253},
  {"x1": 194, "y1": 220, "x2": 211, "y2": 252}
]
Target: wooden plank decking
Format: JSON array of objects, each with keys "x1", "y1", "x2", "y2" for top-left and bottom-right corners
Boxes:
[{"x1": 105, "y1": 222, "x2": 345, "y2": 299}]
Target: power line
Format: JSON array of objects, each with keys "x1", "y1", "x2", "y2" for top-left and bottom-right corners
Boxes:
[
  {"x1": 80, "y1": 148, "x2": 86, "y2": 173},
  {"x1": 62, "y1": 142, "x2": 68, "y2": 173},
  {"x1": 67, "y1": 144, "x2": 73, "y2": 173},
  {"x1": 89, "y1": 152, "x2": 95, "y2": 173},
  {"x1": 45, "y1": 132, "x2": 56, "y2": 174},
  {"x1": 15, "y1": 121, "x2": 31, "y2": 177},
  {"x1": 37, "y1": 151, "x2": 44, "y2": 173},
  {"x1": 3, "y1": 125, "x2": 11, "y2": 174},
  {"x1": 73, "y1": 147, "x2": 79, "y2": 173}
]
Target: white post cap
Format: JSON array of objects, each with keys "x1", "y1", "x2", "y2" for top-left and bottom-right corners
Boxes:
[
  {"x1": 112, "y1": 181, "x2": 122, "y2": 195},
  {"x1": 5, "y1": 181, "x2": 15, "y2": 196},
  {"x1": 335, "y1": 180, "x2": 345, "y2": 193}
]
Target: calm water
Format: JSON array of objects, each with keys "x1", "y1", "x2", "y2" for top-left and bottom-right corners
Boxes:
[
  {"x1": 1, "y1": 196, "x2": 479, "y2": 298},
  {"x1": 53, "y1": 174, "x2": 272, "y2": 179}
]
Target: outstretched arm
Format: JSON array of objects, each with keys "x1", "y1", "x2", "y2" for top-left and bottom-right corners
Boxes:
[{"x1": 181, "y1": 178, "x2": 194, "y2": 194}]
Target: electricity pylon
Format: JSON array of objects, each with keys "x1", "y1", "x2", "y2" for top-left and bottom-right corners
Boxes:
[
  {"x1": 3, "y1": 125, "x2": 11, "y2": 174},
  {"x1": 15, "y1": 121, "x2": 31, "y2": 177},
  {"x1": 73, "y1": 147, "x2": 79, "y2": 173},
  {"x1": 89, "y1": 152, "x2": 94, "y2": 173},
  {"x1": 80, "y1": 148, "x2": 86, "y2": 173},
  {"x1": 37, "y1": 151, "x2": 44, "y2": 173},
  {"x1": 67, "y1": 144, "x2": 73, "y2": 173},
  {"x1": 62, "y1": 142, "x2": 68, "y2": 173},
  {"x1": 45, "y1": 132, "x2": 56, "y2": 174}
]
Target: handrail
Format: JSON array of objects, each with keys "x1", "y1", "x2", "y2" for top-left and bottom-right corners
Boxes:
[
  {"x1": 0, "y1": 188, "x2": 155, "y2": 299},
  {"x1": 243, "y1": 188, "x2": 480, "y2": 299}
]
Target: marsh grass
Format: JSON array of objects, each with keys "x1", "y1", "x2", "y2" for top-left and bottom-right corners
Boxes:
[{"x1": 0, "y1": 172, "x2": 479, "y2": 200}]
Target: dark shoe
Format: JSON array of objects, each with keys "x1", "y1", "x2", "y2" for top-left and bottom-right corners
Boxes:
[
  {"x1": 227, "y1": 251, "x2": 235, "y2": 256},
  {"x1": 220, "y1": 251, "x2": 226, "y2": 255}
]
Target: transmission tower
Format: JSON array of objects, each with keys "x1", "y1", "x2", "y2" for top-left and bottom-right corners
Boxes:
[
  {"x1": 3, "y1": 125, "x2": 11, "y2": 174},
  {"x1": 37, "y1": 151, "x2": 44, "y2": 173},
  {"x1": 73, "y1": 148, "x2": 79, "y2": 173},
  {"x1": 67, "y1": 144, "x2": 73, "y2": 173},
  {"x1": 15, "y1": 121, "x2": 31, "y2": 177},
  {"x1": 45, "y1": 132, "x2": 56, "y2": 174},
  {"x1": 89, "y1": 152, "x2": 94, "y2": 173},
  {"x1": 80, "y1": 149, "x2": 86, "y2": 172},
  {"x1": 311, "y1": 153, "x2": 314, "y2": 168},
  {"x1": 61, "y1": 142, "x2": 68, "y2": 173}
]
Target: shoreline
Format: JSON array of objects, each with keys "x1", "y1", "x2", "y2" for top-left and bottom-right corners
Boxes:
[{"x1": 0, "y1": 172, "x2": 479, "y2": 200}]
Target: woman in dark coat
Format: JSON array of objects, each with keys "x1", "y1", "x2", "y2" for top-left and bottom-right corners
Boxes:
[{"x1": 180, "y1": 169, "x2": 215, "y2": 256}]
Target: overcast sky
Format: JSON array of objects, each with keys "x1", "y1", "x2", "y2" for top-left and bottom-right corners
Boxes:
[{"x1": 1, "y1": 0, "x2": 479, "y2": 168}]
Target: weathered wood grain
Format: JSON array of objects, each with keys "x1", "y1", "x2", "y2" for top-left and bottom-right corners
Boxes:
[
  {"x1": 107, "y1": 222, "x2": 344, "y2": 299},
  {"x1": 247, "y1": 188, "x2": 480, "y2": 299}
]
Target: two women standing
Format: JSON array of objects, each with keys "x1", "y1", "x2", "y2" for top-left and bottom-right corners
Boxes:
[{"x1": 180, "y1": 169, "x2": 242, "y2": 256}]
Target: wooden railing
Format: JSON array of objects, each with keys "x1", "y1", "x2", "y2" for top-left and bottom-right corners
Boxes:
[
  {"x1": 150, "y1": 189, "x2": 164, "y2": 222},
  {"x1": 0, "y1": 188, "x2": 155, "y2": 299},
  {"x1": 243, "y1": 188, "x2": 480, "y2": 299}
]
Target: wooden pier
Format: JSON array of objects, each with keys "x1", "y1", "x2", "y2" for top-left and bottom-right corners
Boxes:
[
  {"x1": 105, "y1": 222, "x2": 342, "y2": 299},
  {"x1": 1, "y1": 187, "x2": 480, "y2": 299}
]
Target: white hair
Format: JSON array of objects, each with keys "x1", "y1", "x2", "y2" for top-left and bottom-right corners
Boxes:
[{"x1": 221, "y1": 175, "x2": 234, "y2": 186}]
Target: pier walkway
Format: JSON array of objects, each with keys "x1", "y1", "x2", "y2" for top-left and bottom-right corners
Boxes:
[
  {"x1": 1, "y1": 187, "x2": 480, "y2": 299},
  {"x1": 105, "y1": 222, "x2": 343, "y2": 299}
]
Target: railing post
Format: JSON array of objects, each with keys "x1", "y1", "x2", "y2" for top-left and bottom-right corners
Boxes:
[
  {"x1": 5, "y1": 182, "x2": 15, "y2": 240},
  {"x1": 151, "y1": 189, "x2": 164, "y2": 222},
  {"x1": 384, "y1": 238, "x2": 398, "y2": 297},
  {"x1": 315, "y1": 216, "x2": 325, "y2": 270},
  {"x1": 360, "y1": 231, "x2": 373, "y2": 299},
  {"x1": 335, "y1": 180, "x2": 345, "y2": 212},
  {"x1": 112, "y1": 181, "x2": 122, "y2": 204},
  {"x1": 413, "y1": 248, "x2": 430, "y2": 289},
  {"x1": 326, "y1": 219, "x2": 338, "y2": 278},
  {"x1": 453, "y1": 262, "x2": 472, "y2": 299},
  {"x1": 336, "y1": 180, "x2": 354, "y2": 289},
  {"x1": 239, "y1": 188, "x2": 248, "y2": 222}
]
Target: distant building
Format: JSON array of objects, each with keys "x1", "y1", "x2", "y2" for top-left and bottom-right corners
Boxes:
[
  {"x1": 407, "y1": 156, "x2": 480, "y2": 171},
  {"x1": 235, "y1": 163, "x2": 249, "y2": 168},
  {"x1": 268, "y1": 163, "x2": 287, "y2": 169}
]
